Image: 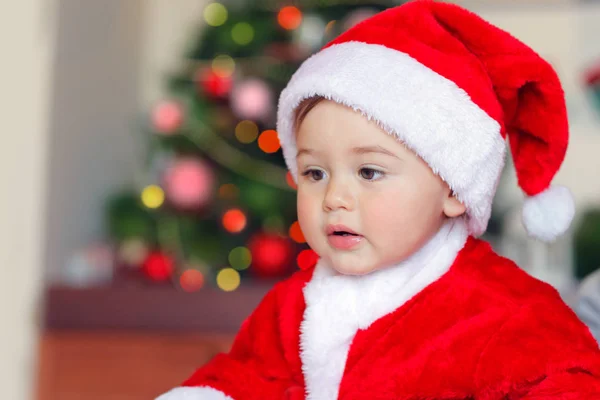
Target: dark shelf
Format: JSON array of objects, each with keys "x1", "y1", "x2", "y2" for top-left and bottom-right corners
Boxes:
[{"x1": 43, "y1": 281, "x2": 276, "y2": 333}]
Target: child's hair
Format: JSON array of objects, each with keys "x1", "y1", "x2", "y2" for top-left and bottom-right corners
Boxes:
[{"x1": 293, "y1": 95, "x2": 326, "y2": 134}]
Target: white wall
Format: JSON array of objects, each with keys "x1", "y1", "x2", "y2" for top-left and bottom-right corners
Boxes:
[
  {"x1": 44, "y1": 0, "x2": 145, "y2": 283},
  {"x1": 139, "y1": 0, "x2": 211, "y2": 108},
  {"x1": 0, "y1": 0, "x2": 56, "y2": 397}
]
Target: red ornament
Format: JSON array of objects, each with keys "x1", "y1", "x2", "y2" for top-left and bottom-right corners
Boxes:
[
  {"x1": 248, "y1": 233, "x2": 294, "y2": 278},
  {"x1": 297, "y1": 249, "x2": 319, "y2": 270},
  {"x1": 278, "y1": 6, "x2": 302, "y2": 30},
  {"x1": 222, "y1": 208, "x2": 247, "y2": 233},
  {"x1": 142, "y1": 251, "x2": 174, "y2": 282},
  {"x1": 196, "y1": 68, "x2": 233, "y2": 98}
]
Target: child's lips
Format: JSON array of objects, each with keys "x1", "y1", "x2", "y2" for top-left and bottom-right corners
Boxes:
[
  {"x1": 325, "y1": 224, "x2": 360, "y2": 236},
  {"x1": 327, "y1": 233, "x2": 364, "y2": 250}
]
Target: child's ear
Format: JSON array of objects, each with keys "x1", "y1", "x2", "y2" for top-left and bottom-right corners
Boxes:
[{"x1": 443, "y1": 190, "x2": 466, "y2": 218}]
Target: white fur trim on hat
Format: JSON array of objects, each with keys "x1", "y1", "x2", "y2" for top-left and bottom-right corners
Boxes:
[
  {"x1": 155, "y1": 386, "x2": 234, "y2": 400},
  {"x1": 521, "y1": 185, "x2": 575, "y2": 242},
  {"x1": 276, "y1": 41, "x2": 505, "y2": 237}
]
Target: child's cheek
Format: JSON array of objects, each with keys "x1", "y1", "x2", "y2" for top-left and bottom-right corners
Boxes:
[
  {"x1": 297, "y1": 189, "x2": 321, "y2": 245},
  {"x1": 364, "y1": 187, "x2": 416, "y2": 241}
]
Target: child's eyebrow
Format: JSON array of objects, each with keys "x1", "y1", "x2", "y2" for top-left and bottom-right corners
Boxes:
[
  {"x1": 352, "y1": 145, "x2": 400, "y2": 159},
  {"x1": 297, "y1": 146, "x2": 400, "y2": 160},
  {"x1": 296, "y1": 148, "x2": 315, "y2": 158}
]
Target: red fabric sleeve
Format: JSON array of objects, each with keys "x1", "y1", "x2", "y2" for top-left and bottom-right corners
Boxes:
[
  {"x1": 181, "y1": 285, "x2": 301, "y2": 400},
  {"x1": 475, "y1": 299, "x2": 600, "y2": 399},
  {"x1": 520, "y1": 370, "x2": 600, "y2": 399}
]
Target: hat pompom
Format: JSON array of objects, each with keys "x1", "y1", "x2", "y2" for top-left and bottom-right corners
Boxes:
[{"x1": 521, "y1": 185, "x2": 575, "y2": 242}]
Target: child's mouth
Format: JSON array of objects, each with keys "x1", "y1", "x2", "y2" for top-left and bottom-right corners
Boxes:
[
  {"x1": 328, "y1": 231, "x2": 364, "y2": 249},
  {"x1": 334, "y1": 231, "x2": 359, "y2": 236}
]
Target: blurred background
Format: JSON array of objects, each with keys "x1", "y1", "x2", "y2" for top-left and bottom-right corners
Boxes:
[{"x1": 4, "y1": 0, "x2": 600, "y2": 398}]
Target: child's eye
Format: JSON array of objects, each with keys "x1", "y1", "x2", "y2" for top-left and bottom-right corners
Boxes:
[
  {"x1": 301, "y1": 169, "x2": 325, "y2": 181},
  {"x1": 359, "y1": 167, "x2": 384, "y2": 181}
]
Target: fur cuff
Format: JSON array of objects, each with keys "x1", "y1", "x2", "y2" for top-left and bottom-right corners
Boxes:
[{"x1": 155, "y1": 386, "x2": 234, "y2": 400}]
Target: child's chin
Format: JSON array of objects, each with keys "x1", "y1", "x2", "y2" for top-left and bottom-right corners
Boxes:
[{"x1": 331, "y1": 262, "x2": 378, "y2": 276}]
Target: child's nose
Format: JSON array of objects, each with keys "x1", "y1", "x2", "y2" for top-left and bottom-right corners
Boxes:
[{"x1": 322, "y1": 180, "x2": 355, "y2": 212}]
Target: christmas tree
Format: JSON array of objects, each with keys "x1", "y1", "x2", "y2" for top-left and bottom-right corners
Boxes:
[{"x1": 106, "y1": 0, "x2": 401, "y2": 292}]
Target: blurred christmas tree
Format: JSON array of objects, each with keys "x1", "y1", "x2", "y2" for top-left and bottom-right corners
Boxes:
[{"x1": 106, "y1": 0, "x2": 401, "y2": 291}]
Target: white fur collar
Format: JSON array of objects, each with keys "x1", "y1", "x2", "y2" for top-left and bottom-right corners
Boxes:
[{"x1": 300, "y1": 217, "x2": 469, "y2": 400}]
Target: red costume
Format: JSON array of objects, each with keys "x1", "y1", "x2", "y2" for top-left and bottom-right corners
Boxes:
[{"x1": 159, "y1": 221, "x2": 600, "y2": 399}]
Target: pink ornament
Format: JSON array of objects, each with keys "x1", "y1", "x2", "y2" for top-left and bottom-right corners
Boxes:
[
  {"x1": 163, "y1": 158, "x2": 215, "y2": 209},
  {"x1": 231, "y1": 79, "x2": 273, "y2": 120},
  {"x1": 152, "y1": 101, "x2": 184, "y2": 134}
]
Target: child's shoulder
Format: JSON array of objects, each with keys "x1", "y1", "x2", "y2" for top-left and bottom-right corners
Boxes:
[
  {"x1": 455, "y1": 237, "x2": 565, "y2": 310},
  {"x1": 452, "y1": 239, "x2": 599, "y2": 373}
]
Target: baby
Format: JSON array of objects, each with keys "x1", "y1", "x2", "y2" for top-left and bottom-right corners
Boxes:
[{"x1": 157, "y1": 1, "x2": 600, "y2": 399}]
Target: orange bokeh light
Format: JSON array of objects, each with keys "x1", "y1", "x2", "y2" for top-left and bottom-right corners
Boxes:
[
  {"x1": 258, "y1": 130, "x2": 281, "y2": 153},
  {"x1": 278, "y1": 6, "x2": 302, "y2": 30},
  {"x1": 223, "y1": 208, "x2": 247, "y2": 233},
  {"x1": 180, "y1": 269, "x2": 205, "y2": 292},
  {"x1": 289, "y1": 221, "x2": 306, "y2": 243}
]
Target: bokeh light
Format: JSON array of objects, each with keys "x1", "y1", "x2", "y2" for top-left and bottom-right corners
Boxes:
[
  {"x1": 204, "y1": 3, "x2": 228, "y2": 27},
  {"x1": 180, "y1": 269, "x2": 205, "y2": 292},
  {"x1": 222, "y1": 208, "x2": 247, "y2": 233},
  {"x1": 197, "y1": 68, "x2": 233, "y2": 97},
  {"x1": 232, "y1": 22, "x2": 254, "y2": 45},
  {"x1": 235, "y1": 120, "x2": 259, "y2": 143},
  {"x1": 229, "y1": 247, "x2": 252, "y2": 270},
  {"x1": 212, "y1": 55, "x2": 235, "y2": 78},
  {"x1": 278, "y1": 6, "x2": 302, "y2": 30},
  {"x1": 217, "y1": 268, "x2": 241, "y2": 291},
  {"x1": 231, "y1": 79, "x2": 272, "y2": 120},
  {"x1": 289, "y1": 221, "x2": 306, "y2": 243},
  {"x1": 258, "y1": 130, "x2": 280, "y2": 153},
  {"x1": 141, "y1": 185, "x2": 165, "y2": 209},
  {"x1": 142, "y1": 252, "x2": 174, "y2": 282},
  {"x1": 163, "y1": 158, "x2": 214, "y2": 209},
  {"x1": 152, "y1": 101, "x2": 183, "y2": 134},
  {"x1": 118, "y1": 238, "x2": 148, "y2": 267},
  {"x1": 297, "y1": 249, "x2": 319, "y2": 270}
]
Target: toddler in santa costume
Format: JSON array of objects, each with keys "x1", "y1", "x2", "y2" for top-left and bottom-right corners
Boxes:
[{"x1": 157, "y1": 1, "x2": 600, "y2": 399}]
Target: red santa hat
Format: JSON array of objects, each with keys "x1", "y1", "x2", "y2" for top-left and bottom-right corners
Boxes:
[{"x1": 276, "y1": 0, "x2": 575, "y2": 242}]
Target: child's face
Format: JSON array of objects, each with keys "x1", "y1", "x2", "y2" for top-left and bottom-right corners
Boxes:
[{"x1": 295, "y1": 99, "x2": 461, "y2": 275}]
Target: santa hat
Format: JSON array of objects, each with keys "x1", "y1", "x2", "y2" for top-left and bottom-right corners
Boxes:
[{"x1": 276, "y1": 0, "x2": 574, "y2": 242}]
